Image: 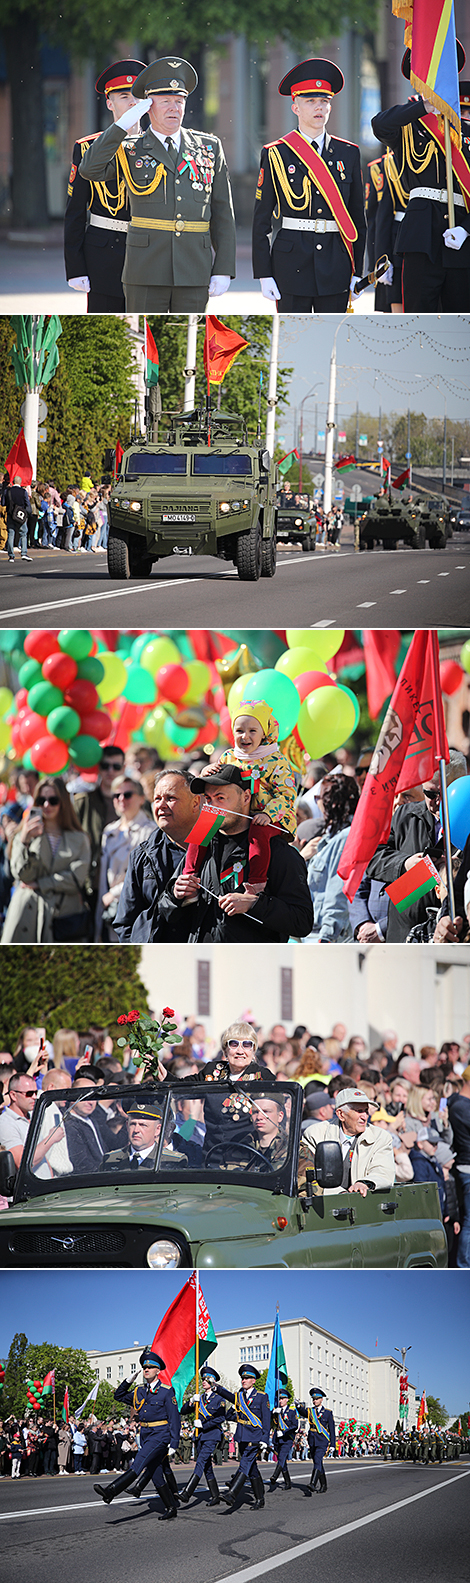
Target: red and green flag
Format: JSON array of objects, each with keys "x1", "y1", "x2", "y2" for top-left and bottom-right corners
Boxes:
[
  {"x1": 62, "y1": 1386, "x2": 70, "y2": 1423},
  {"x1": 393, "y1": 466, "x2": 411, "y2": 490},
  {"x1": 184, "y1": 804, "x2": 226, "y2": 846},
  {"x1": 386, "y1": 855, "x2": 439, "y2": 913},
  {"x1": 42, "y1": 1370, "x2": 55, "y2": 1398},
  {"x1": 144, "y1": 321, "x2": 159, "y2": 387},
  {"x1": 278, "y1": 448, "x2": 300, "y2": 476},
  {"x1": 152, "y1": 1273, "x2": 217, "y2": 1407},
  {"x1": 336, "y1": 454, "x2": 357, "y2": 473}
]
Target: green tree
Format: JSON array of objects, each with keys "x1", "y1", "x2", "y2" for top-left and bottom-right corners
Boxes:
[
  {"x1": 2, "y1": 1331, "x2": 29, "y2": 1418},
  {"x1": 426, "y1": 1395, "x2": 448, "y2": 1427},
  {"x1": 147, "y1": 316, "x2": 291, "y2": 440},
  {"x1": 0, "y1": 945, "x2": 149, "y2": 1052},
  {"x1": 22, "y1": 1341, "x2": 95, "y2": 1420},
  {"x1": 0, "y1": 318, "x2": 22, "y2": 470},
  {"x1": 96, "y1": 1381, "x2": 122, "y2": 1421}
]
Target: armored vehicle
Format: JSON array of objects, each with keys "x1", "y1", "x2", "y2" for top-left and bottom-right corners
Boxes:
[
  {"x1": 359, "y1": 495, "x2": 426, "y2": 550},
  {"x1": 106, "y1": 410, "x2": 278, "y2": 582},
  {"x1": 413, "y1": 496, "x2": 452, "y2": 548},
  {"x1": 0, "y1": 1081, "x2": 447, "y2": 1269},
  {"x1": 276, "y1": 494, "x2": 316, "y2": 552}
]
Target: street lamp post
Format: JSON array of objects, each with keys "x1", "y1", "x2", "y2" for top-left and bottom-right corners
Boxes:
[{"x1": 298, "y1": 382, "x2": 323, "y2": 492}]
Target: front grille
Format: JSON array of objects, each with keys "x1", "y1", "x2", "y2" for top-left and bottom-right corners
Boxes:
[
  {"x1": 7, "y1": 1225, "x2": 127, "y2": 1259},
  {"x1": 149, "y1": 498, "x2": 211, "y2": 512}
]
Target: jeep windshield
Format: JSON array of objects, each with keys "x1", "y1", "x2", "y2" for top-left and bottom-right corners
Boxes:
[
  {"x1": 12, "y1": 1081, "x2": 301, "y2": 1201},
  {"x1": 125, "y1": 454, "x2": 187, "y2": 475},
  {"x1": 192, "y1": 454, "x2": 252, "y2": 475}
]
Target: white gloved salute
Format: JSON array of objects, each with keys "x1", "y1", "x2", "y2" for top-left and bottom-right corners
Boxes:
[
  {"x1": 68, "y1": 276, "x2": 91, "y2": 292},
  {"x1": 260, "y1": 277, "x2": 281, "y2": 301},
  {"x1": 208, "y1": 275, "x2": 230, "y2": 296},
  {"x1": 443, "y1": 226, "x2": 468, "y2": 251},
  {"x1": 116, "y1": 97, "x2": 153, "y2": 130}
]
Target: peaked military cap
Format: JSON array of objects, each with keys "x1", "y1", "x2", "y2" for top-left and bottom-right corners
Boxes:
[
  {"x1": 200, "y1": 1366, "x2": 221, "y2": 1382},
  {"x1": 402, "y1": 41, "x2": 465, "y2": 78},
  {"x1": 132, "y1": 57, "x2": 198, "y2": 99},
  {"x1": 239, "y1": 1364, "x2": 261, "y2": 1381},
  {"x1": 279, "y1": 59, "x2": 344, "y2": 99},
  {"x1": 124, "y1": 1099, "x2": 163, "y2": 1122},
  {"x1": 140, "y1": 1347, "x2": 166, "y2": 1369},
  {"x1": 95, "y1": 60, "x2": 146, "y2": 96},
  {"x1": 310, "y1": 1386, "x2": 326, "y2": 1398}
]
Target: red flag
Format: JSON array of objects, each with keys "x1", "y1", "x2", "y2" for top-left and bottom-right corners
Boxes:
[
  {"x1": 338, "y1": 631, "x2": 449, "y2": 900},
  {"x1": 151, "y1": 1273, "x2": 217, "y2": 1404},
  {"x1": 5, "y1": 427, "x2": 33, "y2": 485},
  {"x1": 62, "y1": 1386, "x2": 69, "y2": 1423},
  {"x1": 392, "y1": 466, "x2": 411, "y2": 490},
  {"x1": 203, "y1": 317, "x2": 249, "y2": 385},
  {"x1": 115, "y1": 442, "x2": 123, "y2": 476},
  {"x1": 363, "y1": 630, "x2": 401, "y2": 718}
]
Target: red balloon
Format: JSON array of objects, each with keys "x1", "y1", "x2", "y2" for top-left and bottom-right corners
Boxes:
[
  {"x1": 11, "y1": 721, "x2": 26, "y2": 753},
  {"x1": 30, "y1": 735, "x2": 69, "y2": 773},
  {"x1": 294, "y1": 669, "x2": 336, "y2": 703},
  {"x1": 219, "y1": 705, "x2": 234, "y2": 744},
  {"x1": 79, "y1": 709, "x2": 112, "y2": 742},
  {"x1": 42, "y1": 652, "x2": 78, "y2": 690},
  {"x1": 23, "y1": 630, "x2": 60, "y2": 663},
  {"x1": 157, "y1": 663, "x2": 189, "y2": 704},
  {"x1": 15, "y1": 688, "x2": 29, "y2": 710},
  {"x1": 64, "y1": 679, "x2": 99, "y2": 714},
  {"x1": 440, "y1": 660, "x2": 464, "y2": 696},
  {"x1": 192, "y1": 722, "x2": 218, "y2": 748},
  {"x1": 19, "y1": 710, "x2": 49, "y2": 750}
]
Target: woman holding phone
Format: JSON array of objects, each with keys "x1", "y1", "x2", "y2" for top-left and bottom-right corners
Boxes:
[{"x1": 1, "y1": 778, "x2": 90, "y2": 943}]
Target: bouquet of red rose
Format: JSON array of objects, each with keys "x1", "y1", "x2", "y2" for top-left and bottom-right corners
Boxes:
[{"x1": 115, "y1": 1008, "x2": 181, "y2": 1080}]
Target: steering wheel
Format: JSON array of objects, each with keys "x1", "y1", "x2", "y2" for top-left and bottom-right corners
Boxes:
[{"x1": 204, "y1": 1142, "x2": 275, "y2": 1173}]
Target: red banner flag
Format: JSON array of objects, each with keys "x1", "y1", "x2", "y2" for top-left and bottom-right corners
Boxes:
[
  {"x1": 363, "y1": 630, "x2": 401, "y2": 718},
  {"x1": 203, "y1": 317, "x2": 249, "y2": 385},
  {"x1": 115, "y1": 441, "x2": 123, "y2": 476},
  {"x1": 392, "y1": 466, "x2": 411, "y2": 490},
  {"x1": 337, "y1": 630, "x2": 449, "y2": 900},
  {"x1": 151, "y1": 1273, "x2": 217, "y2": 1406},
  {"x1": 5, "y1": 427, "x2": 33, "y2": 485}
]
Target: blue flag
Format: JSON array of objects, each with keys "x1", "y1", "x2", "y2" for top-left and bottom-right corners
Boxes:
[{"x1": 265, "y1": 1313, "x2": 288, "y2": 1408}]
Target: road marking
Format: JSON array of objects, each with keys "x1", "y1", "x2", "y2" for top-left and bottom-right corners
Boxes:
[
  {"x1": 389, "y1": 589, "x2": 407, "y2": 594},
  {"x1": 417, "y1": 580, "x2": 430, "y2": 584},
  {"x1": 438, "y1": 573, "x2": 450, "y2": 577},
  {"x1": 213, "y1": 1470, "x2": 470, "y2": 1583},
  {"x1": 0, "y1": 1495, "x2": 137, "y2": 1520},
  {"x1": 456, "y1": 566, "x2": 466, "y2": 569},
  {"x1": 310, "y1": 620, "x2": 337, "y2": 627},
  {"x1": 357, "y1": 602, "x2": 376, "y2": 608}
]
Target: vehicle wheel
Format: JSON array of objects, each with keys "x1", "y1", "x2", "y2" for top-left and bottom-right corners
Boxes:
[
  {"x1": 261, "y1": 533, "x2": 277, "y2": 578},
  {"x1": 411, "y1": 525, "x2": 425, "y2": 549},
  {"x1": 301, "y1": 534, "x2": 312, "y2": 552},
  {"x1": 236, "y1": 518, "x2": 262, "y2": 581},
  {"x1": 433, "y1": 531, "x2": 446, "y2": 550},
  {"x1": 108, "y1": 527, "x2": 131, "y2": 579}
]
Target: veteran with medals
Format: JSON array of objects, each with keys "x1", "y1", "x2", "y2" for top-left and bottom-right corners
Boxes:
[
  {"x1": 79, "y1": 56, "x2": 236, "y2": 312},
  {"x1": 64, "y1": 59, "x2": 145, "y2": 312},
  {"x1": 252, "y1": 59, "x2": 366, "y2": 312}
]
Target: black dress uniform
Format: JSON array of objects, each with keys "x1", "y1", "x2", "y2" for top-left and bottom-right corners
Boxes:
[
  {"x1": 94, "y1": 1348, "x2": 181, "y2": 1520},
  {"x1": 64, "y1": 59, "x2": 145, "y2": 313},
  {"x1": 179, "y1": 1366, "x2": 225, "y2": 1507},
  {"x1": 296, "y1": 1387, "x2": 335, "y2": 1493},
  {"x1": 365, "y1": 156, "x2": 391, "y2": 311},
  {"x1": 375, "y1": 149, "x2": 408, "y2": 307},
  {"x1": 268, "y1": 1396, "x2": 298, "y2": 1490},
  {"x1": 218, "y1": 1366, "x2": 272, "y2": 1510},
  {"x1": 253, "y1": 58, "x2": 366, "y2": 313},
  {"x1": 371, "y1": 45, "x2": 470, "y2": 311}
]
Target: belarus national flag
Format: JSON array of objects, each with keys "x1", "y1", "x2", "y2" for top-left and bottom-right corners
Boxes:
[
  {"x1": 62, "y1": 1386, "x2": 70, "y2": 1423},
  {"x1": 336, "y1": 454, "x2": 357, "y2": 473},
  {"x1": 151, "y1": 1274, "x2": 217, "y2": 1407},
  {"x1": 392, "y1": 467, "x2": 411, "y2": 491},
  {"x1": 386, "y1": 855, "x2": 439, "y2": 913},
  {"x1": 184, "y1": 804, "x2": 226, "y2": 846},
  {"x1": 265, "y1": 1313, "x2": 289, "y2": 1409},
  {"x1": 144, "y1": 321, "x2": 159, "y2": 386},
  {"x1": 278, "y1": 449, "x2": 300, "y2": 476},
  {"x1": 42, "y1": 1370, "x2": 55, "y2": 1396}
]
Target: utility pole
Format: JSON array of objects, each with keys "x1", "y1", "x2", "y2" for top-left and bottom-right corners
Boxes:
[
  {"x1": 184, "y1": 315, "x2": 198, "y2": 412},
  {"x1": 442, "y1": 403, "x2": 447, "y2": 491}
]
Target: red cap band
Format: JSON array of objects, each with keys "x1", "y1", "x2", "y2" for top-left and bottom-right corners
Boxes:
[
  {"x1": 291, "y1": 79, "x2": 334, "y2": 96},
  {"x1": 105, "y1": 73, "x2": 137, "y2": 93}
]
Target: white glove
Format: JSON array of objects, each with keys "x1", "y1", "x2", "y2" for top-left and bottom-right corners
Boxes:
[
  {"x1": 168, "y1": 1447, "x2": 177, "y2": 1458},
  {"x1": 68, "y1": 276, "x2": 90, "y2": 292},
  {"x1": 117, "y1": 98, "x2": 153, "y2": 130},
  {"x1": 443, "y1": 226, "x2": 467, "y2": 251},
  {"x1": 259, "y1": 1441, "x2": 267, "y2": 1450},
  {"x1": 260, "y1": 277, "x2": 281, "y2": 301},
  {"x1": 350, "y1": 275, "x2": 361, "y2": 295},
  {"x1": 193, "y1": 1419, "x2": 202, "y2": 1428},
  {"x1": 380, "y1": 265, "x2": 394, "y2": 285},
  {"x1": 208, "y1": 275, "x2": 230, "y2": 296}
]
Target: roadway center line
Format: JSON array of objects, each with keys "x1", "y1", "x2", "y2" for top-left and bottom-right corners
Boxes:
[{"x1": 213, "y1": 1470, "x2": 470, "y2": 1583}]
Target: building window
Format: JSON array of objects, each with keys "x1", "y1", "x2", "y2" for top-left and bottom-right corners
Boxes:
[
  {"x1": 240, "y1": 1348, "x2": 246, "y2": 1362},
  {"x1": 107, "y1": 1367, "x2": 112, "y2": 1380},
  {"x1": 197, "y1": 959, "x2": 210, "y2": 1016},
  {"x1": 318, "y1": 1347, "x2": 322, "y2": 1360},
  {"x1": 248, "y1": 1347, "x2": 253, "y2": 1362},
  {"x1": 280, "y1": 966, "x2": 293, "y2": 1022},
  {"x1": 263, "y1": 1345, "x2": 269, "y2": 1360},
  {"x1": 254, "y1": 1346, "x2": 261, "y2": 1361},
  {"x1": 95, "y1": 1368, "x2": 100, "y2": 1379},
  {"x1": 118, "y1": 1365, "x2": 124, "y2": 1379}
]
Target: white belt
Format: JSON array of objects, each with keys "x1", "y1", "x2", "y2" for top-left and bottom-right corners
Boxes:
[
  {"x1": 89, "y1": 213, "x2": 129, "y2": 233},
  {"x1": 409, "y1": 187, "x2": 464, "y2": 206},
  {"x1": 282, "y1": 216, "x2": 338, "y2": 233}
]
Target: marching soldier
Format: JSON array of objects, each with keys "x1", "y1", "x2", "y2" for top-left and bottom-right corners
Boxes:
[
  {"x1": 217, "y1": 1364, "x2": 271, "y2": 1511},
  {"x1": 64, "y1": 58, "x2": 146, "y2": 311},
  {"x1": 79, "y1": 56, "x2": 236, "y2": 312},
  {"x1": 296, "y1": 1385, "x2": 336, "y2": 1494},
  {"x1": 94, "y1": 1346, "x2": 181, "y2": 1520},
  {"x1": 267, "y1": 1389, "x2": 298, "y2": 1491},
  {"x1": 252, "y1": 58, "x2": 366, "y2": 312},
  {"x1": 178, "y1": 1364, "x2": 225, "y2": 1508},
  {"x1": 375, "y1": 148, "x2": 408, "y2": 312},
  {"x1": 371, "y1": 42, "x2": 470, "y2": 310}
]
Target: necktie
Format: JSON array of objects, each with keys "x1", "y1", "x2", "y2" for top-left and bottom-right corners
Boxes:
[
  {"x1": 165, "y1": 136, "x2": 175, "y2": 154},
  {"x1": 130, "y1": 1154, "x2": 140, "y2": 1170}
]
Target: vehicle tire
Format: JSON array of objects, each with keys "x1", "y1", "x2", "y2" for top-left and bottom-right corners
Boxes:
[
  {"x1": 236, "y1": 518, "x2": 262, "y2": 581},
  {"x1": 261, "y1": 532, "x2": 277, "y2": 578},
  {"x1": 433, "y1": 530, "x2": 446, "y2": 549},
  {"x1": 301, "y1": 534, "x2": 311, "y2": 551},
  {"x1": 108, "y1": 527, "x2": 131, "y2": 579},
  {"x1": 411, "y1": 525, "x2": 425, "y2": 549}
]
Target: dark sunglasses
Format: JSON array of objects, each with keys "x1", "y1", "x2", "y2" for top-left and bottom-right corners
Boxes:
[
  {"x1": 113, "y1": 789, "x2": 137, "y2": 801},
  {"x1": 423, "y1": 787, "x2": 440, "y2": 801},
  {"x1": 355, "y1": 765, "x2": 371, "y2": 777},
  {"x1": 36, "y1": 796, "x2": 59, "y2": 808},
  {"x1": 21, "y1": 1088, "x2": 37, "y2": 1097},
  {"x1": 227, "y1": 1038, "x2": 255, "y2": 1051},
  {"x1": 102, "y1": 761, "x2": 123, "y2": 772}
]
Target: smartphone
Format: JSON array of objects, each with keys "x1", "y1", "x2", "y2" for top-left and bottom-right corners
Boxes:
[
  {"x1": 439, "y1": 1096, "x2": 447, "y2": 1112},
  {"x1": 81, "y1": 1044, "x2": 94, "y2": 1065}
]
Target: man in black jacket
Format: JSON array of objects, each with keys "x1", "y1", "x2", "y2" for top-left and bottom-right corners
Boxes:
[
  {"x1": 5, "y1": 475, "x2": 32, "y2": 563},
  {"x1": 114, "y1": 769, "x2": 201, "y2": 941},
  {"x1": 448, "y1": 1069, "x2": 470, "y2": 1268},
  {"x1": 160, "y1": 766, "x2": 313, "y2": 942},
  {"x1": 366, "y1": 752, "x2": 467, "y2": 942}
]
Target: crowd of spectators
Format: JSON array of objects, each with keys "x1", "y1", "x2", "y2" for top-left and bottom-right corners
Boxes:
[{"x1": 0, "y1": 474, "x2": 111, "y2": 558}]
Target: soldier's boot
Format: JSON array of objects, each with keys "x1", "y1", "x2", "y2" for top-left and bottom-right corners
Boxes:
[
  {"x1": 94, "y1": 1470, "x2": 137, "y2": 1504},
  {"x1": 164, "y1": 1465, "x2": 181, "y2": 1504},
  {"x1": 221, "y1": 1468, "x2": 247, "y2": 1508},
  {"x1": 305, "y1": 1468, "x2": 319, "y2": 1496},
  {"x1": 268, "y1": 1463, "x2": 282, "y2": 1490},
  {"x1": 158, "y1": 1483, "x2": 178, "y2": 1521},
  {"x1": 179, "y1": 1471, "x2": 199, "y2": 1505},
  {"x1": 128, "y1": 1468, "x2": 153, "y2": 1499},
  {"x1": 282, "y1": 1466, "x2": 292, "y2": 1490},
  {"x1": 206, "y1": 1474, "x2": 221, "y2": 1507},
  {"x1": 318, "y1": 1470, "x2": 328, "y2": 1493},
  {"x1": 250, "y1": 1470, "x2": 265, "y2": 1510}
]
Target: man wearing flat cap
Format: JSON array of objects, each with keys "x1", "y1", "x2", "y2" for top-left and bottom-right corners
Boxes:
[
  {"x1": 303, "y1": 1086, "x2": 395, "y2": 1194},
  {"x1": 101, "y1": 1098, "x2": 187, "y2": 1171},
  {"x1": 94, "y1": 1347, "x2": 181, "y2": 1519},
  {"x1": 65, "y1": 59, "x2": 146, "y2": 311},
  {"x1": 252, "y1": 58, "x2": 366, "y2": 312},
  {"x1": 371, "y1": 44, "x2": 470, "y2": 310},
  {"x1": 79, "y1": 56, "x2": 236, "y2": 311}
]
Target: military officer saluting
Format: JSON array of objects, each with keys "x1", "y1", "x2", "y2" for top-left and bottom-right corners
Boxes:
[
  {"x1": 217, "y1": 1364, "x2": 271, "y2": 1511},
  {"x1": 252, "y1": 58, "x2": 366, "y2": 312},
  {"x1": 267, "y1": 1389, "x2": 298, "y2": 1492},
  {"x1": 65, "y1": 58, "x2": 146, "y2": 312},
  {"x1": 296, "y1": 1385, "x2": 336, "y2": 1493},
  {"x1": 94, "y1": 1346, "x2": 181, "y2": 1520},
  {"x1": 371, "y1": 43, "x2": 470, "y2": 311},
  {"x1": 79, "y1": 56, "x2": 236, "y2": 312},
  {"x1": 179, "y1": 1364, "x2": 225, "y2": 1508}
]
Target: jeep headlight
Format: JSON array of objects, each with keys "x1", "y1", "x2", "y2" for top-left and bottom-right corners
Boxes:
[
  {"x1": 121, "y1": 499, "x2": 130, "y2": 511},
  {"x1": 294, "y1": 517, "x2": 303, "y2": 527},
  {"x1": 231, "y1": 501, "x2": 241, "y2": 513},
  {"x1": 146, "y1": 1239, "x2": 183, "y2": 1269},
  {"x1": 130, "y1": 501, "x2": 142, "y2": 513},
  {"x1": 219, "y1": 502, "x2": 230, "y2": 514}
]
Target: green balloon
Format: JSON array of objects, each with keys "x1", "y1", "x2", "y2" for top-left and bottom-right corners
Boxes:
[
  {"x1": 115, "y1": 634, "x2": 134, "y2": 656},
  {"x1": 22, "y1": 749, "x2": 35, "y2": 770},
  {"x1": 335, "y1": 684, "x2": 360, "y2": 734},
  {"x1": 165, "y1": 717, "x2": 198, "y2": 747},
  {"x1": 123, "y1": 665, "x2": 157, "y2": 705},
  {"x1": 19, "y1": 659, "x2": 43, "y2": 691},
  {"x1": 58, "y1": 629, "x2": 93, "y2": 661},
  {"x1": 10, "y1": 648, "x2": 27, "y2": 674},
  {"x1": 28, "y1": 680, "x2": 64, "y2": 716},
  {"x1": 131, "y1": 633, "x2": 158, "y2": 662},
  {"x1": 0, "y1": 630, "x2": 27, "y2": 653},
  {"x1": 76, "y1": 656, "x2": 105, "y2": 684},
  {"x1": 47, "y1": 705, "x2": 81, "y2": 741},
  {"x1": 68, "y1": 734, "x2": 103, "y2": 767}
]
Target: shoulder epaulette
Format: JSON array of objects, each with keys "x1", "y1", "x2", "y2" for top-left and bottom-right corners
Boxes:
[{"x1": 76, "y1": 132, "x2": 101, "y2": 148}]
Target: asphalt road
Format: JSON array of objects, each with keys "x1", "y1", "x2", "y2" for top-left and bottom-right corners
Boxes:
[
  {"x1": 2, "y1": 1459, "x2": 469, "y2": 1583},
  {"x1": 1, "y1": 533, "x2": 469, "y2": 630}
]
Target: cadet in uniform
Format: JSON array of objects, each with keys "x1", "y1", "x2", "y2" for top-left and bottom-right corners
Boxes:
[
  {"x1": 179, "y1": 1364, "x2": 225, "y2": 1507},
  {"x1": 94, "y1": 1346, "x2": 181, "y2": 1520},
  {"x1": 296, "y1": 1385, "x2": 336, "y2": 1493},
  {"x1": 375, "y1": 147, "x2": 408, "y2": 312},
  {"x1": 371, "y1": 43, "x2": 470, "y2": 310},
  {"x1": 64, "y1": 58, "x2": 145, "y2": 311},
  {"x1": 79, "y1": 56, "x2": 236, "y2": 312},
  {"x1": 252, "y1": 58, "x2": 366, "y2": 313},
  {"x1": 217, "y1": 1364, "x2": 271, "y2": 1511},
  {"x1": 267, "y1": 1389, "x2": 298, "y2": 1491}
]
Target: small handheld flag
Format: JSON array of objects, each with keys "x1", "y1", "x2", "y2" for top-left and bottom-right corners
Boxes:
[
  {"x1": 386, "y1": 855, "x2": 439, "y2": 913},
  {"x1": 184, "y1": 806, "x2": 226, "y2": 846}
]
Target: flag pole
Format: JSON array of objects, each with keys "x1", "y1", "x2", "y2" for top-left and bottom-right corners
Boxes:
[
  {"x1": 443, "y1": 117, "x2": 455, "y2": 230},
  {"x1": 53, "y1": 1380, "x2": 56, "y2": 1425},
  {"x1": 429, "y1": 631, "x2": 455, "y2": 922},
  {"x1": 195, "y1": 1271, "x2": 200, "y2": 1444}
]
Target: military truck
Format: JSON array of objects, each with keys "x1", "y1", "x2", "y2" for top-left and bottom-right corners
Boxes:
[
  {"x1": 105, "y1": 410, "x2": 278, "y2": 582},
  {"x1": 0, "y1": 1080, "x2": 447, "y2": 1269},
  {"x1": 359, "y1": 495, "x2": 426, "y2": 550},
  {"x1": 412, "y1": 496, "x2": 452, "y2": 548},
  {"x1": 276, "y1": 494, "x2": 316, "y2": 552}
]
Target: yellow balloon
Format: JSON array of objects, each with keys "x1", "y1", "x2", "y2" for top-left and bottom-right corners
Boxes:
[
  {"x1": 140, "y1": 636, "x2": 180, "y2": 677},
  {"x1": 0, "y1": 721, "x2": 11, "y2": 752},
  {"x1": 182, "y1": 660, "x2": 211, "y2": 704},
  {"x1": 275, "y1": 647, "x2": 327, "y2": 680},
  {"x1": 143, "y1": 706, "x2": 169, "y2": 747},
  {"x1": 96, "y1": 652, "x2": 128, "y2": 704},
  {"x1": 285, "y1": 628, "x2": 344, "y2": 662},
  {"x1": 0, "y1": 687, "x2": 13, "y2": 717},
  {"x1": 298, "y1": 686, "x2": 356, "y2": 757},
  {"x1": 227, "y1": 673, "x2": 255, "y2": 713}
]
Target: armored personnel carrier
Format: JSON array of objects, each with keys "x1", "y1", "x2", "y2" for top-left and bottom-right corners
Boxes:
[{"x1": 359, "y1": 495, "x2": 426, "y2": 550}]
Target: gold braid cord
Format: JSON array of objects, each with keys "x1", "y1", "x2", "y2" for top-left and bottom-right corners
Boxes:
[
  {"x1": 90, "y1": 173, "x2": 128, "y2": 217},
  {"x1": 117, "y1": 145, "x2": 167, "y2": 199},
  {"x1": 402, "y1": 122, "x2": 440, "y2": 184},
  {"x1": 268, "y1": 146, "x2": 312, "y2": 217},
  {"x1": 384, "y1": 148, "x2": 408, "y2": 209},
  {"x1": 369, "y1": 161, "x2": 383, "y2": 200}
]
